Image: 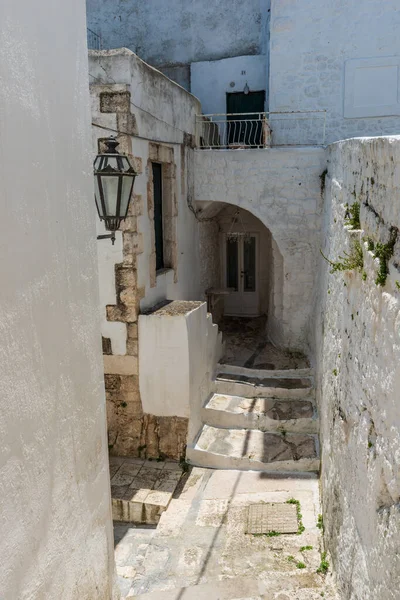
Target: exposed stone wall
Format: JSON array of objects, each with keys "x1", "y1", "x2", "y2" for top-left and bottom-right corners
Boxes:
[
  {"x1": 316, "y1": 136, "x2": 400, "y2": 600},
  {"x1": 194, "y1": 147, "x2": 327, "y2": 351}
]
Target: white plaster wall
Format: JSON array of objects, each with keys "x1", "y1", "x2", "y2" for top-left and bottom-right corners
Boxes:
[
  {"x1": 269, "y1": 0, "x2": 400, "y2": 144},
  {"x1": 191, "y1": 55, "x2": 268, "y2": 116},
  {"x1": 86, "y1": 0, "x2": 270, "y2": 82},
  {"x1": 315, "y1": 136, "x2": 400, "y2": 600},
  {"x1": 194, "y1": 147, "x2": 327, "y2": 351},
  {"x1": 0, "y1": 1, "x2": 116, "y2": 598},
  {"x1": 139, "y1": 303, "x2": 223, "y2": 438}
]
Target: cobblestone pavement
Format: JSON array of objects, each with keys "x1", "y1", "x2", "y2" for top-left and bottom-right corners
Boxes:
[{"x1": 114, "y1": 468, "x2": 339, "y2": 599}]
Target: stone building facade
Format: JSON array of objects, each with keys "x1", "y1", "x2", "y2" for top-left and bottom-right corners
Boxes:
[{"x1": 90, "y1": 49, "x2": 220, "y2": 458}]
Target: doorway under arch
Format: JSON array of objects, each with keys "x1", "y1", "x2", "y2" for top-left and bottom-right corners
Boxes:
[{"x1": 198, "y1": 203, "x2": 308, "y2": 369}]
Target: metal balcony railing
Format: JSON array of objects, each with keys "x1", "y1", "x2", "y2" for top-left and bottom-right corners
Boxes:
[
  {"x1": 87, "y1": 28, "x2": 101, "y2": 50},
  {"x1": 196, "y1": 110, "x2": 327, "y2": 148}
]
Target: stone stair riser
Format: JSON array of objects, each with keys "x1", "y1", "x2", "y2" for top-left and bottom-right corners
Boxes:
[
  {"x1": 201, "y1": 406, "x2": 319, "y2": 433},
  {"x1": 186, "y1": 447, "x2": 320, "y2": 472},
  {"x1": 214, "y1": 379, "x2": 315, "y2": 399}
]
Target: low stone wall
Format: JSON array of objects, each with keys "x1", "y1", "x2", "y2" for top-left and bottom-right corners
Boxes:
[{"x1": 316, "y1": 136, "x2": 400, "y2": 599}]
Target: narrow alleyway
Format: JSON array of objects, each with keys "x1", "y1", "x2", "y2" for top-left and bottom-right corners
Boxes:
[
  {"x1": 114, "y1": 467, "x2": 338, "y2": 599},
  {"x1": 220, "y1": 317, "x2": 309, "y2": 370}
]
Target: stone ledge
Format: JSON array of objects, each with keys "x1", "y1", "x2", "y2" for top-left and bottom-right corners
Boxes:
[
  {"x1": 110, "y1": 456, "x2": 182, "y2": 524},
  {"x1": 104, "y1": 355, "x2": 138, "y2": 375}
]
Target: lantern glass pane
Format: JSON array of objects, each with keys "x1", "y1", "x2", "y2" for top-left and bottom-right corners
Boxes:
[
  {"x1": 105, "y1": 156, "x2": 119, "y2": 171},
  {"x1": 120, "y1": 176, "x2": 134, "y2": 216},
  {"x1": 101, "y1": 175, "x2": 119, "y2": 216},
  {"x1": 120, "y1": 156, "x2": 133, "y2": 172},
  {"x1": 94, "y1": 176, "x2": 104, "y2": 217}
]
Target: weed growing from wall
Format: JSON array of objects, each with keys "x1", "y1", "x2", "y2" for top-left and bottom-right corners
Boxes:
[
  {"x1": 345, "y1": 201, "x2": 361, "y2": 230},
  {"x1": 373, "y1": 227, "x2": 398, "y2": 286},
  {"x1": 321, "y1": 240, "x2": 364, "y2": 275}
]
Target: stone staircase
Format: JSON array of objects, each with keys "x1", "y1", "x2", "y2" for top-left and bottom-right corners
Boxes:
[{"x1": 186, "y1": 364, "x2": 320, "y2": 473}]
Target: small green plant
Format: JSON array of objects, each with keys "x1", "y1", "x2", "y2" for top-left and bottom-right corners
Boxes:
[
  {"x1": 317, "y1": 552, "x2": 329, "y2": 574},
  {"x1": 374, "y1": 228, "x2": 398, "y2": 286},
  {"x1": 179, "y1": 456, "x2": 190, "y2": 473},
  {"x1": 253, "y1": 530, "x2": 280, "y2": 537},
  {"x1": 321, "y1": 240, "x2": 364, "y2": 275},
  {"x1": 287, "y1": 555, "x2": 295, "y2": 562},
  {"x1": 345, "y1": 201, "x2": 361, "y2": 230},
  {"x1": 300, "y1": 545, "x2": 313, "y2": 551},
  {"x1": 396, "y1": 281, "x2": 400, "y2": 290},
  {"x1": 332, "y1": 369, "x2": 338, "y2": 376},
  {"x1": 296, "y1": 561, "x2": 307, "y2": 569},
  {"x1": 362, "y1": 271, "x2": 367, "y2": 281},
  {"x1": 279, "y1": 428, "x2": 287, "y2": 437},
  {"x1": 287, "y1": 498, "x2": 305, "y2": 534},
  {"x1": 317, "y1": 514, "x2": 324, "y2": 530},
  {"x1": 368, "y1": 441, "x2": 374, "y2": 448},
  {"x1": 364, "y1": 237, "x2": 375, "y2": 252},
  {"x1": 120, "y1": 401, "x2": 127, "y2": 408}
]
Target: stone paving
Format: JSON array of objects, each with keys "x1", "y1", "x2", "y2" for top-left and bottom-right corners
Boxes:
[
  {"x1": 114, "y1": 467, "x2": 338, "y2": 599},
  {"x1": 110, "y1": 457, "x2": 182, "y2": 524},
  {"x1": 220, "y1": 316, "x2": 310, "y2": 369}
]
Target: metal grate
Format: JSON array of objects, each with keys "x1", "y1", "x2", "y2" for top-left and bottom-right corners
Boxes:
[{"x1": 246, "y1": 502, "x2": 298, "y2": 534}]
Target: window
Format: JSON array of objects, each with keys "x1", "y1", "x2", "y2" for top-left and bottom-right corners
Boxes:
[{"x1": 152, "y1": 162, "x2": 164, "y2": 271}]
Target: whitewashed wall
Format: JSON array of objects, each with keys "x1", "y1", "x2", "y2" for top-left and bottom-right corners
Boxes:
[
  {"x1": 195, "y1": 147, "x2": 326, "y2": 350},
  {"x1": 269, "y1": 0, "x2": 400, "y2": 144},
  {"x1": 191, "y1": 55, "x2": 268, "y2": 116},
  {"x1": 139, "y1": 302, "x2": 223, "y2": 441},
  {"x1": 87, "y1": 0, "x2": 270, "y2": 89},
  {"x1": 0, "y1": 1, "x2": 116, "y2": 598},
  {"x1": 315, "y1": 136, "x2": 400, "y2": 599}
]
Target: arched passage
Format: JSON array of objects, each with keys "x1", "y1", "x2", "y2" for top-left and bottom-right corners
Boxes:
[{"x1": 197, "y1": 202, "x2": 303, "y2": 368}]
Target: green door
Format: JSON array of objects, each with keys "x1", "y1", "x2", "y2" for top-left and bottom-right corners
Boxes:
[{"x1": 226, "y1": 91, "x2": 265, "y2": 146}]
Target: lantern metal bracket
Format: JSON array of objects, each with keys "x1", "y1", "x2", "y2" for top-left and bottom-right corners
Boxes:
[{"x1": 97, "y1": 232, "x2": 116, "y2": 244}]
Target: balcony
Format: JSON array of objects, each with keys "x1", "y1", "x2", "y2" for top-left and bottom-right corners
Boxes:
[
  {"x1": 196, "y1": 111, "x2": 327, "y2": 149},
  {"x1": 87, "y1": 28, "x2": 101, "y2": 50}
]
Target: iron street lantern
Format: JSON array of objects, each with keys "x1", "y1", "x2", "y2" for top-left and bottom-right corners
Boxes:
[{"x1": 94, "y1": 137, "x2": 137, "y2": 244}]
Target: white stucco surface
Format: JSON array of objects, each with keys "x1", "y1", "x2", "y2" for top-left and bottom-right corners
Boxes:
[
  {"x1": 0, "y1": 1, "x2": 117, "y2": 599},
  {"x1": 191, "y1": 55, "x2": 268, "y2": 116},
  {"x1": 269, "y1": 0, "x2": 400, "y2": 144},
  {"x1": 194, "y1": 147, "x2": 327, "y2": 350},
  {"x1": 139, "y1": 303, "x2": 223, "y2": 439},
  {"x1": 315, "y1": 136, "x2": 400, "y2": 599}
]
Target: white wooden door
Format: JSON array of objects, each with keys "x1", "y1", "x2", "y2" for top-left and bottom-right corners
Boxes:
[{"x1": 222, "y1": 233, "x2": 259, "y2": 317}]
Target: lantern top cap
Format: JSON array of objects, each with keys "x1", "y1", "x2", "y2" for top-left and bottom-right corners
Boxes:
[{"x1": 103, "y1": 136, "x2": 120, "y2": 154}]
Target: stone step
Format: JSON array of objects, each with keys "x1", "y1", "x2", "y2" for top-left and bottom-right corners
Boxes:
[
  {"x1": 202, "y1": 393, "x2": 318, "y2": 433},
  {"x1": 217, "y1": 362, "x2": 314, "y2": 379},
  {"x1": 214, "y1": 373, "x2": 314, "y2": 399},
  {"x1": 186, "y1": 425, "x2": 320, "y2": 472},
  {"x1": 109, "y1": 457, "x2": 182, "y2": 525}
]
